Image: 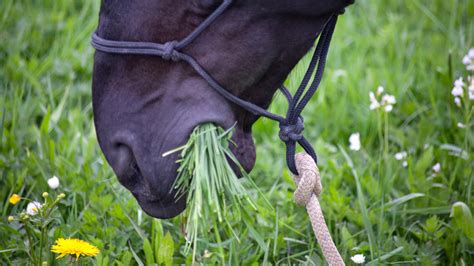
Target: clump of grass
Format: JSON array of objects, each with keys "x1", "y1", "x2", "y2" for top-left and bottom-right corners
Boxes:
[{"x1": 167, "y1": 123, "x2": 261, "y2": 262}]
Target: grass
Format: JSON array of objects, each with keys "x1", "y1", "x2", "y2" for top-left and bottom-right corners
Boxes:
[
  {"x1": 169, "y1": 123, "x2": 261, "y2": 264},
  {"x1": 1, "y1": 0, "x2": 473, "y2": 264}
]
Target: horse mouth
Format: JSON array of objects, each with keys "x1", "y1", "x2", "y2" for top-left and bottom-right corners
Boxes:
[
  {"x1": 128, "y1": 123, "x2": 256, "y2": 219},
  {"x1": 137, "y1": 192, "x2": 186, "y2": 219}
]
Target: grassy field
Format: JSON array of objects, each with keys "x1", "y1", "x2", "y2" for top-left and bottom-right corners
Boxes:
[{"x1": 1, "y1": 0, "x2": 473, "y2": 265}]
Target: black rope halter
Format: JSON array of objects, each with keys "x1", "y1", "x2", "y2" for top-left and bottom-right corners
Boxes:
[{"x1": 91, "y1": 0, "x2": 339, "y2": 175}]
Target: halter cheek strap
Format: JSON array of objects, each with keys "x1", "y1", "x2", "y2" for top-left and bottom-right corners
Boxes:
[{"x1": 91, "y1": 0, "x2": 338, "y2": 175}]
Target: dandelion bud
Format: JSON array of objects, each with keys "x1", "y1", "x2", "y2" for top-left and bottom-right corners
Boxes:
[
  {"x1": 19, "y1": 213, "x2": 29, "y2": 220},
  {"x1": 58, "y1": 193, "x2": 66, "y2": 199},
  {"x1": 7, "y1": 216, "x2": 14, "y2": 222},
  {"x1": 9, "y1": 194, "x2": 21, "y2": 205},
  {"x1": 42, "y1": 261, "x2": 48, "y2": 266},
  {"x1": 42, "y1": 192, "x2": 49, "y2": 198}
]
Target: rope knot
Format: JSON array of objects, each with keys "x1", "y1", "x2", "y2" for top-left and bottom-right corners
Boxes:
[
  {"x1": 162, "y1": 41, "x2": 180, "y2": 61},
  {"x1": 292, "y1": 152, "x2": 345, "y2": 265},
  {"x1": 279, "y1": 117, "x2": 304, "y2": 143},
  {"x1": 293, "y1": 153, "x2": 322, "y2": 206}
]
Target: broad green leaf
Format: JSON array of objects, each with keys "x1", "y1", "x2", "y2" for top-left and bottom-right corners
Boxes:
[
  {"x1": 101, "y1": 254, "x2": 109, "y2": 266},
  {"x1": 440, "y1": 144, "x2": 469, "y2": 160},
  {"x1": 143, "y1": 238, "x2": 155, "y2": 265},
  {"x1": 341, "y1": 226, "x2": 354, "y2": 249},
  {"x1": 47, "y1": 139, "x2": 55, "y2": 164},
  {"x1": 120, "y1": 251, "x2": 133, "y2": 266},
  {"x1": 152, "y1": 219, "x2": 164, "y2": 260},
  {"x1": 39, "y1": 108, "x2": 52, "y2": 135},
  {"x1": 157, "y1": 231, "x2": 174, "y2": 266},
  {"x1": 414, "y1": 147, "x2": 433, "y2": 177},
  {"x1": 386, "y1": 193, "x2": 425, "y2": 209},
  {"x1": 450, "y1": 202, "x2": 474, "y2": 240},
  {"x1": 367, "y1": 246, "x2": 404, "y2": 265}
]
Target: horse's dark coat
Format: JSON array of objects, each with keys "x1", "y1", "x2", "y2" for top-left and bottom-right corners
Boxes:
[{"x1": 92, "y1": 0, "x2": 354, "y2": 218}]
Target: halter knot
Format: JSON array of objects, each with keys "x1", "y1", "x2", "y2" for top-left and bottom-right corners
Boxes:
[
  {"x1": 279, "y1": 117, "x2": 304, "y2": 143},
  {"x1": 162, "y1": 41, "x2": 180, "y2": 61},
  {"x1": 293, "y1": 153, "x2": 322, "y2": 206}
]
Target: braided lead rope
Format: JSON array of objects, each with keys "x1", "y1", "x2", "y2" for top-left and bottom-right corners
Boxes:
[{"x1": 293, "y1": 153, "x2": 345, "y2": 266}]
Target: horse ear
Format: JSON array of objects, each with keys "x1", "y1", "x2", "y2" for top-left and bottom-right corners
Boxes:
[{"x1": 193, "y1": 0, "x2": 222, "y2": 10}]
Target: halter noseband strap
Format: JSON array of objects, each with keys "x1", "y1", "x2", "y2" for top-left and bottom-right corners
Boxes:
[{"x1": 91, "y1": 0, "x2": 339, "y2": 175}]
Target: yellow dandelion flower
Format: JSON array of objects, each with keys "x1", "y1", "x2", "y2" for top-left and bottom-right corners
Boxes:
[
  {"x1": 51, "y1": 238, "x2": 100, "y2": 260},
  {"x1": 9, "y1": 194, "x2": 21, "y2": 205}
]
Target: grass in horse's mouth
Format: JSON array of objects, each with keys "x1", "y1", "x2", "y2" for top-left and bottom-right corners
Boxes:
[{"x1": 166, "y1": 123, "x2": 262, "y2": 262}]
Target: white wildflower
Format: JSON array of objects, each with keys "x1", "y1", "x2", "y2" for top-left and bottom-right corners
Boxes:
[
  {"x1": 394, "y1": 153, "x2": 404, "y2": 160},
  {"x1": 454, "y1": 77, "x2": 464, "y2": 88},
  {"x1": 463, "y1": 55, "x2": 471, "y2": 65},
  {"x1": 432, "y1": 163, "x2": 441, "y2": 173},
  {"x1": 351, "y1": 254, "x2": 366, "y2": 264},
  {"x1": 451, "y1": 87, "x2": 463, "y2": 97},
  {"x1": 369, "y1": 101, "x2": 380, "y2": 110},
  {"x1": 349, "y1": 133, "x2": 361, "y2": 151},
  {"x1": 457, "y1": 122, "x2": 465, "y2": 128},
  {"x1": 395, "y1": 151, "x2": 408, "y2": 167},
  {"x1": 376, "y1": 86, "x2": 384, "y2": 95},
  {"x1": 454, "y1": 97, "x2": 461, "y2": 107},
  {"x1": 369, "y1": 92, "x2": 380, "y2": 110},
  {"x1": 469, "y1": 78, "x2": 474, "y2": 100},
  {"x1": 464, "y1": 49, "x2": 474, "y2": 71},
  {"x1": 47, "y1": 176, "x2": 60, "y2": 189},
  {"x1": 395, "y1": 151, "x2": 407, "y2": 161},
  {"x1": 451, "y1": 78, "x2": 464, "y2": 97},
  {"x1": 369, "y1": 86, "x2": 396, "y2": 112},
  {"x1": 26, "y1": 201, "x2": 43, "y2": 216},
  {"x1": 381, "y1": 94, "x2": 397, "y2": 105},
  {"x1": 469, "y1": 48, "x2": 474, "y2": 59},
  {"x1": 369, "y1": 91, "x2": 377, "y2": 102}
]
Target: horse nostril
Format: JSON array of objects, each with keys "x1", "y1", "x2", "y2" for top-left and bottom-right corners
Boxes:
[
  {"x1": 109, "y1": 141, "x2": 159, "y2": 201},
  {"x1": 112, "y1": 144, "x2": 137, "y2": 188}
]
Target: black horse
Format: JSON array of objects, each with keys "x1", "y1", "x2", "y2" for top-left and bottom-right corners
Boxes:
[{"x1": 92, "y1": 0, "x2": 354, "y2": 218}]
